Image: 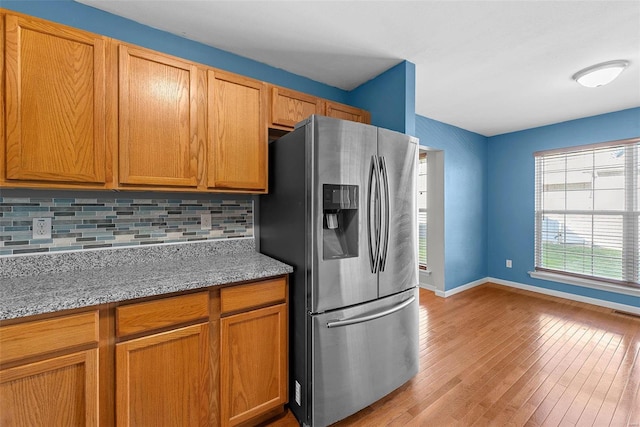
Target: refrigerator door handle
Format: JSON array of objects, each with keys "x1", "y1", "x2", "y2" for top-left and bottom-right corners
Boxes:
[
  {"x1": 379, "y1": 156, "x2": 390, "y2": 271},
  {"x1": 367, "y1": 155, "x2": 379, "y2": 273},
  {"x1": 326, "y1": 296, "x2": 416, "y2": 328},
  {"x1": 373, "y1": 155, "x2": 383, "y2": 273}
]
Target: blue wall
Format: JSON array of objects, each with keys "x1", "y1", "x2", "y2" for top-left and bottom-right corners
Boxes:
[
  {"x1": 350, "y1": 61, "x2": 416, "y2": 135},
  {"x1": 487, "y1": 107, "x2": 640, "y2": 307},
  {"x1": 415, "y1": 115, "x2": 488, "y2": 291},
  {"x1": 415, "y1": 108, "x2": 639, "y2": 306}
]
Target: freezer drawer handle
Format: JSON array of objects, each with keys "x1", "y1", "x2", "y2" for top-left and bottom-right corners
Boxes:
[{"x1": 326, "y1": 296, "x2": 416, "y2": 328}]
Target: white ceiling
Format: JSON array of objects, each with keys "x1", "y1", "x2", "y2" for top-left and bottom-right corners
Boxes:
[{"x1": 77, "y1": 0, "x2": 640, "y2": 137}]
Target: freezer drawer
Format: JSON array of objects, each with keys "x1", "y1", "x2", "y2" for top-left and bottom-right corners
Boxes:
[{"x1": 310, "y1": 288, "x2": 419, "y2": 427}]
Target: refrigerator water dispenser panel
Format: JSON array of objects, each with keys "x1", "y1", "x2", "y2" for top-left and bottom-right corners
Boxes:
[{"x1": 322, "y1": 184, "x2": 359, "y2": 259}]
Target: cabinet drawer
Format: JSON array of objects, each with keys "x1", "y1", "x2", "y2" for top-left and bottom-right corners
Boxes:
[
  {"x1": 0, "y1": 311, "x2": 99, "y2": 365},
  {"x1": 221, "y1": 277, "x2": 286, "y2": 315},
  {"x1": 116, "y1": 292, "x2": 209, "y2": 338}
]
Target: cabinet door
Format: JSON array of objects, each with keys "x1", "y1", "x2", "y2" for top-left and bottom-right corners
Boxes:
[
  {"x1": 116, "y1": 323, "x2": 209, "y2": 427},
  {"x1": 208, "y1": 70, "x2": 267, "y2": 192},
  {"x1": 325, "y1": 101, "x2": 371, "y2": 124},
  {"x1": 0, "y1": 349, "x2": 99, "y2": 426},
  {"x1": 4, "y1": 14, "x2": 106, "y2": 184},
  {"x1": 220, "y1": 304, "x2": 287, "y2": 427},
  {"x1": 270, "y1": 86, "x2": 324, "y2": 130},
  {"x1": 119, "y1": 45, "x2": 199, "y2": 187}
]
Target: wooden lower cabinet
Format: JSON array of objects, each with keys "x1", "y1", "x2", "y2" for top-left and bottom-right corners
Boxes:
[
  {"x1": 116, "y1": 323, "x2": 210, "y2": 427},
  {"x1": 219, "y1": 277, "x2": 288, "y2": 427},
  {"x1": 0, "y1": 309, "x2": 101, "y2": 427},
  {"x1": 0, "y1": 349, "x2": 99, "y2": 426},
  {"x1": 220, "y1": 304, "x2": 288, "y2": 427},
  {"x1": 0, "y1": 276, "x2": 288, "y2": 427}
]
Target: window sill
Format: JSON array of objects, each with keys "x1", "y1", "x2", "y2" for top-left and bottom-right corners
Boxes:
[{"x1": 528, "y1": 270, "x2": 640, "y2": 297}]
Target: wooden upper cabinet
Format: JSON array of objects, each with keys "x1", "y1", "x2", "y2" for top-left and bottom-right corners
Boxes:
[
  {"x1": 270, "y1": 86, "x2": 324, "y2": 130},
  {"x1": 325, "y1": 100, "x2": 371, "y2": 124},
  {"x1": 3, "y1": 14, "x2": 107, "y2": 185},
  {"x1": 118, "y1": 45, "x2": 200, "y2": 188},
  {"x1": 1, "y1": 11, "x2": 369, "y2": 193},
  {"x1": 1, "y1": 13, "x2": 5, "y2": 183},
  {"x1": 208, "y1": 70, "x2": 267, "y2": 192}
]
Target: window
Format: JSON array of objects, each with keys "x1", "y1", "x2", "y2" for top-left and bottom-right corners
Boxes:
[
  {"x1": 418, "y1": 152, "x2": 427, "y2": 269},
  {"x1": 534, "y1": 137, "x2": 639, "y2": 288}
]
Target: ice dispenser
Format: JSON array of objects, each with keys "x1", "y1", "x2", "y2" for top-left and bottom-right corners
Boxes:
[{"x1": 322, "y1": 184, "x2": 358, "y2": 259}]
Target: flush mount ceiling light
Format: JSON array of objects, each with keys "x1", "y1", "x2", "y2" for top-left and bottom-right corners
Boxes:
[{"x1": 572, "y1": 60, "x2": 629, "y2": 88}]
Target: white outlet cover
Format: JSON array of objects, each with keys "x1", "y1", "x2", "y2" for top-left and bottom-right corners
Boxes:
[
  {"x1": 200, "y1": 213, "x2": 212, "y2": 230},
  {"x1": 33, "y1": 217, "x2": 52, "y2": 240}
]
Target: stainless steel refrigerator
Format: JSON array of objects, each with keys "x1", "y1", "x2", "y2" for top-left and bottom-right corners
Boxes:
[{"x1": 260, "y1": 115, "x2": 419, "y2": 427}]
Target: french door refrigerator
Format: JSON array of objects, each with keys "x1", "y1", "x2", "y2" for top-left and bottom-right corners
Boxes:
[{"x1": 260, "y1": 115, "x2": 419, "y2": 427}]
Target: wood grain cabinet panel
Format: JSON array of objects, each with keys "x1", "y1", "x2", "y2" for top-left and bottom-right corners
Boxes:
[
  {"x1": 325, "y1": 100, "x2": 371, "y2": 124},
  {"x1": 220, "y1": 277, "x2": 286, "y2": 314},
  {"x1": 270, "y1": 86, "x2": 324, "y2": 130},
  {"x1": 0, "y1": 308, "x2": 100, "y2": 427},
  {"x1": 0, "y1": 310, "x2": 99, "y2": 365},
  {"x1": 3, "y1": 14, "x2": 107, "y2": 185},
  {"x1": 0, "y1": 349, "x2": 99, "y2": 427},
  {"x1": 220, "y1": 303, "x2": 288, "y2": 427},
  {"x1": 118, "y1": 45, "x2": 199, "y2": 188},
  {"x1": 116, "y1": 323, "x2": 210, "y2": 427},
  {"x1": 1, "y1": 13, "x2": 6, "y2": 183},
  {"x1": 208, "y1": 70, "x2": 267, "y2": 192},
  {"x1": 116, "y1": 291, "x2": 209, "y2": 338}
]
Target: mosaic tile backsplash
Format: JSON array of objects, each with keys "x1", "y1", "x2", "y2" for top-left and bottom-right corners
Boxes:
[{"x1": 0, "y1": 196, "x2": 253, "y2": 256}]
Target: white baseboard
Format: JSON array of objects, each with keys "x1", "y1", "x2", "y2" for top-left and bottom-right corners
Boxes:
[
  {"x1": 434, "y1": 276, "x2": 640, "y2": 315},
  {"x1": 419, "y1": 283, "x2": 436, "y2": 292},
  {"x1": 487, "y1": 276, "x2": 640, "y2": 316},
  {"x1": 436, "y1": 277, "x2": 487, "y2": 298}
]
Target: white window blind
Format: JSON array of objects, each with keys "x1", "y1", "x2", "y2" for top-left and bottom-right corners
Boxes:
[
  {"x1": 418, "y1": 153, "x2": 427, "y2": 268},
  {"x1": 534, "y1": 137, "x2": 639, "y2": 288}
]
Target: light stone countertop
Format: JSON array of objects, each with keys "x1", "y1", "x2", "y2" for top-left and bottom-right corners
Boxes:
[{"x1": 0, "y1": 239, "x2": 293, "y2": 321}]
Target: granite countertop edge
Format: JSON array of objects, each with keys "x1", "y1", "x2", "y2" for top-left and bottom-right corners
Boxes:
[{"x1": 0, "y1": 242, "x2": 293, "y2": 321}]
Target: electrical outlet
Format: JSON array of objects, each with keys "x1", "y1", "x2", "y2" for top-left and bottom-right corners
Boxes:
[
  {"x1": 506, "y1": 259, "x2": 512, "y2": 268},
  {"x1": 33, "y1": 218, "x2": 52, "y2": 239},
  {"x1": 200, "y1": 213, "x2": 212, "y2": 230}
]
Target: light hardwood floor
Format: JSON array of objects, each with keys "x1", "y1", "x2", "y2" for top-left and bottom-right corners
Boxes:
[{"x1": 268, "y1": 283, "x2": 640, "y2": 426}]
